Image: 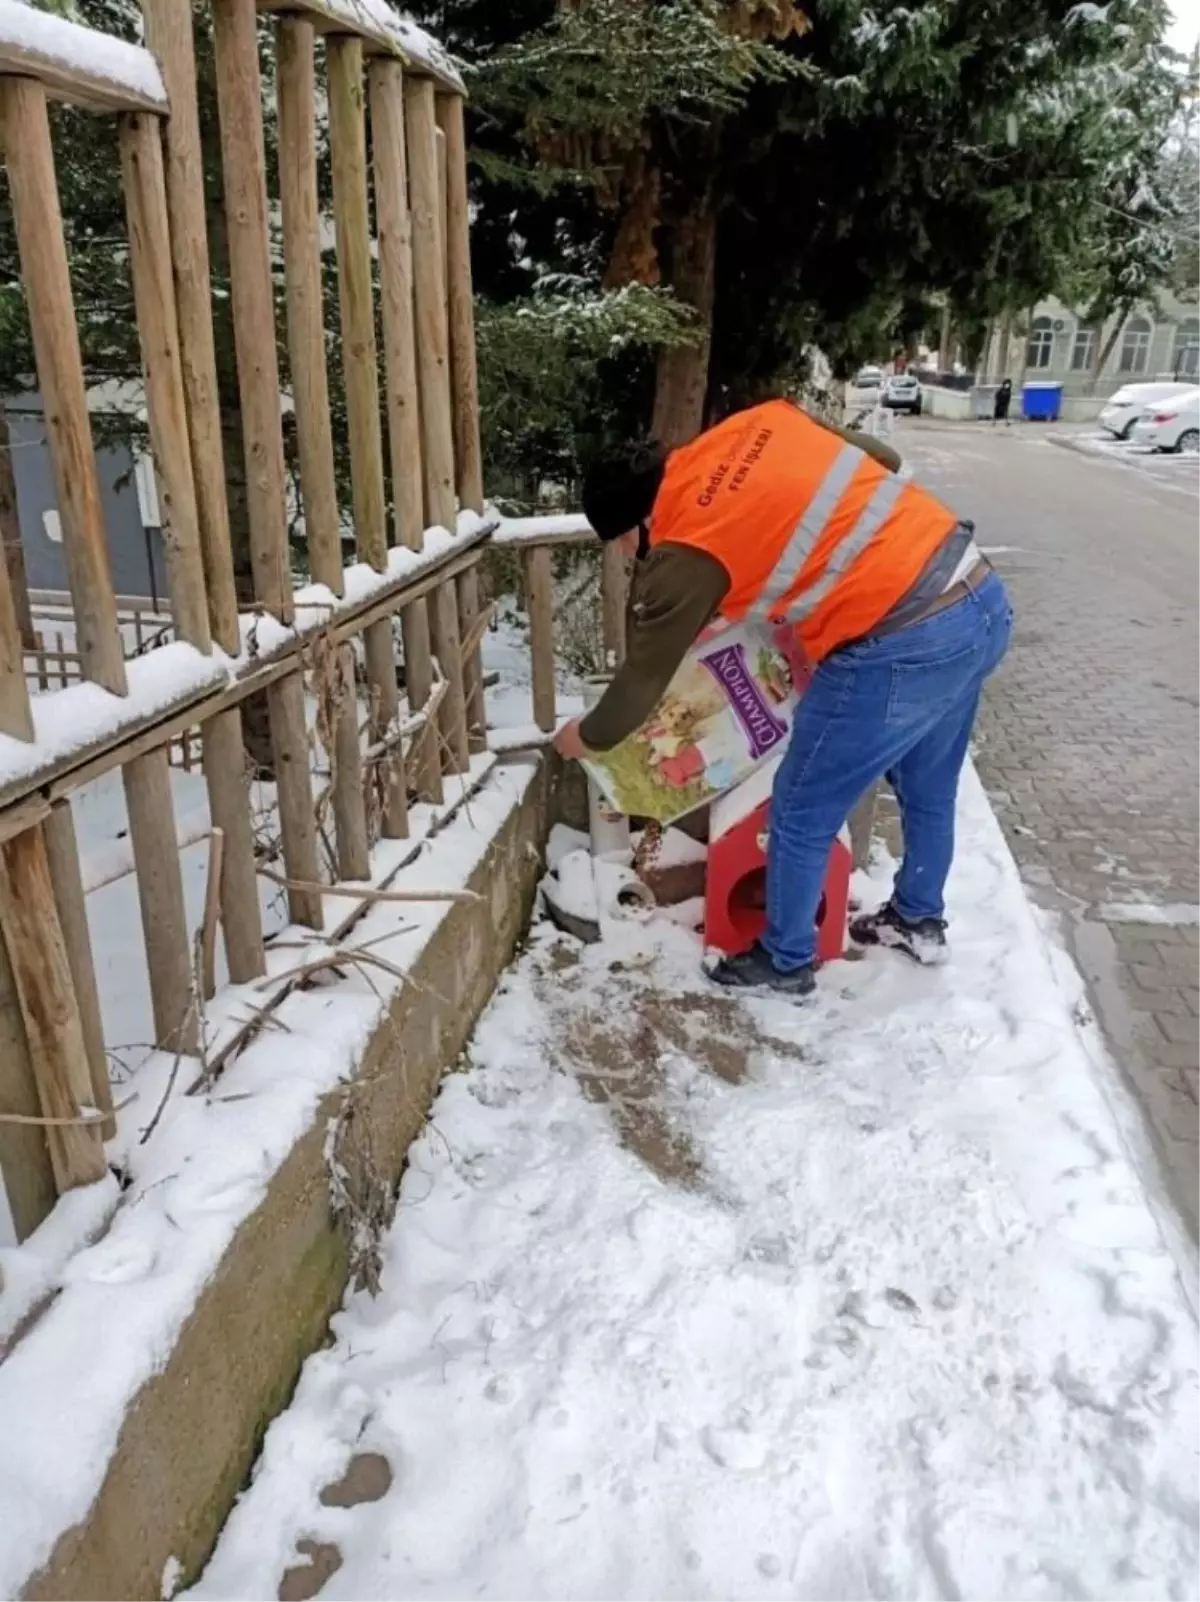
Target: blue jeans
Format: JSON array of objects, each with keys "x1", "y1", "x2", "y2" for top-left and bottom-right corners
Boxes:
[{"x1": 764, "y1": 571, "x2": 1013, "y2": 970}]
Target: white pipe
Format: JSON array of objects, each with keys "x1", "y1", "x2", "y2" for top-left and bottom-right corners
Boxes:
[{"x1": 581, "y1": 675, "x2": 630, "y2": 860}]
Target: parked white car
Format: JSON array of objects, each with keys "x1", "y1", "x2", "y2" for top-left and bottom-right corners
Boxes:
[
  {"x1": 851, "y1": 365, "x2": 884, "y2": 396},
  {"x1": 1130, "y1": 388, "x2": 1200, "y2": 453},
  {"x1": 882, "y1": 373, "x2": 922, "y2": 414},
  {"x1": 1099, "y1": 381, "x2": 1198, "y2": 440}
]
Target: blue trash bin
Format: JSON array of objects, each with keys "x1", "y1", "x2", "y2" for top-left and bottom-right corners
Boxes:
[{"x1": 1021, "y1": 381, "x2": 1064, "y2": 421}]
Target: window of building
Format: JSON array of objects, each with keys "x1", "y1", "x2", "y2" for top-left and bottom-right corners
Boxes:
[
  {"x1": 1070, "y1": 327, "x2": 1096, "y2": 371},
  {"x1": 1026, "y1": 316, "x2": 1055, "y2": 370},
  {"x1": 1118, "y1": 316, "x2": 1153, "y2": 374},
  {"x1": 1173, "y1": 318, "x2": 1199, "y2": 379}
]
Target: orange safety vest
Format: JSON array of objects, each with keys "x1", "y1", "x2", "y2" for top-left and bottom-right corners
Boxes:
[{"x1": 649, "y1": 399, "x2": 959, "y2": 661}]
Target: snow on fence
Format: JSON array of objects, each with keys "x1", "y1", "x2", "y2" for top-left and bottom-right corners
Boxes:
[
  {"x1": 0, "y1": 0, "x2": 496, "y2": 1244},
  {"x1": 0, "y1": 0, "x2": 167, "y2": 114}
]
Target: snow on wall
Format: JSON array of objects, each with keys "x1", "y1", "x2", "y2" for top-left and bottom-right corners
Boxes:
[
  {"x1": 0, "y1": 756, "x2": 537, "y2": 1599},
  {"x1": 0, "y1": 0, "x2": 167, "y2": 106}
]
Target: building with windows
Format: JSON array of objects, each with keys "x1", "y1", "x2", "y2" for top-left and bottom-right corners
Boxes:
[{"x1": 983, "y1": 292, "x2": 1199, "y2": 397}]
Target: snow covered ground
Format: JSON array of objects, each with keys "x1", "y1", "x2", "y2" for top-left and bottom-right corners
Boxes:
[
  {"x1": 191, "y1": 764, "x2": 1199, "y2": 1602},
  {"x1": 1057, "y1": 432, "x2": 1200, "y2": 495}
]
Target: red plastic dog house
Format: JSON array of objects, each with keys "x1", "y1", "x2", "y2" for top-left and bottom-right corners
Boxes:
[{"x1": 705, "y1": 754, "x2": 852, "y2": 964}]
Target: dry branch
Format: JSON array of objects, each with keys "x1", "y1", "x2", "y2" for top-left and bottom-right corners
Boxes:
[
  {"x1": 200, "y1": 826, "x2": 225, "y2": 1001},
  {"x1": 255, "y1": 867, "x2": 480, "y2": 905}
]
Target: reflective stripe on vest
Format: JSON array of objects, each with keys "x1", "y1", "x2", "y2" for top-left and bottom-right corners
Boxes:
[
  {"x1": 751, "y1": 445, "x2": 906, "y2": 622},
  {"x1": 755, "y1": 443, "x2": 862, "y2": 616}
]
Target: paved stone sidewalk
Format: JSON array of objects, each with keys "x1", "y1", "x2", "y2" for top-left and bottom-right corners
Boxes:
[{"x1": 901, "y1": 422, "x2": 1199, "y2": 1241}]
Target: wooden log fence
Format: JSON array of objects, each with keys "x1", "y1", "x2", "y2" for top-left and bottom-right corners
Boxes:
[{"x1": 0, "y1": 0, "x2": 497, "y2": 1242}]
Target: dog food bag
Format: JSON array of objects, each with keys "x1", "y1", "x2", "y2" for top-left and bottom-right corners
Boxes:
[{"x1": 581, "y1": 619, "x2": 802, "y2": 825}]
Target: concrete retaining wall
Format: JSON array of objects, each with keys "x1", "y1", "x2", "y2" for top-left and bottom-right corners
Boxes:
[
  {"x1": 1059, "y1": 395, "x2": 1104, "y2": 424},
  {"x1": 924, "y1": 386, "x2": 972, "y2": 421},
  {"x1": 922, "y1": 387, "x2": 1103, "y2": 425},
  {"x1": 22, "y1": 756, "x2": 555, "y2": 1602}
]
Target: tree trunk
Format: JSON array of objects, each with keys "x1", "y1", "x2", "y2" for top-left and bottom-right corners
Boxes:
[
  {"x1": 650, "y1": 196, "x2": 717, "y2": 447},
  {"x1": 1017, "y1": 305, "x2": 1036, "y2": 388},
  {"x1": 0, "y1": 405, "x2": 34, "y2": 650},
  {"x1": 937, "y1": 304, "x2": 953, "y2": 374},
  {"x1": 1092, "y1": 307, "x2": 1129, "y2": 393},
  {"x1": 995, "y1": 311, "x2": 1012, "y2": 382}
]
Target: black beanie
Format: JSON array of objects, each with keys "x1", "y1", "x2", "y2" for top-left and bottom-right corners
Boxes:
[{"x1": 582, "y1": 441, "x2": 668, "y2": 541}]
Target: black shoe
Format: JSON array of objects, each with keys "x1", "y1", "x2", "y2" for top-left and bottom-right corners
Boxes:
[
  {"x1": 707, "y1": 942, "x2": 816, "y2": 998},
  {"x1": 849, "y1": 902, "x2": 948, "y2": 966}
]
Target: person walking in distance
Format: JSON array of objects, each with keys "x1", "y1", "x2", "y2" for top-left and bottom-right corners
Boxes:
[
  {"x1": 554, "y1": 398, "x2": 1013, "y2": 998},
  {"x1": 993, "y1": 377, "x2": 1013, "y2": 426}
]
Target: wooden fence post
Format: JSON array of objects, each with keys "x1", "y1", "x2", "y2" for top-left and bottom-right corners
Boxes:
[
  {"x1": 143, "y1": 0, "x2": 265, "y2": 983},
  {"x1": 42, "y1": 803, "x2": 114, "y2": 1138},
  {"x1": 276, "y1": 17, "x2": 342, "y2": 594},
  {"x1": 405, "y1": 75, "x2": 468, "y2": 774},
  {"x1": 142, "y1": 0, "x2": 240, "y2": 649},
  {"x1": 0, "y1": 536, "x2": 105, "y2": 1207},
  {"x1": 437, "y1": 93, "x2": 486, "y2": 753},
  {"x1": 526, "y1": 545, "x2": 556, "y2": 734},
  {"x1": 2, "y1": 76, "x2": 195, "y2": 1051},
  {"x1": 327, "y1": 38, "x2": 386, "y2": 574},
  {"x1": 0, "y1": 525, "x2": 104, "y2": 1223},
  {"x1": 122, "y1": 750, "x2": 196, "y2": 1050},
  {"x1": 369, "y1": 62, "x2": 424, "y2": 551},
  {"x1": 278, "y1": 19, "x2": 370, "y2": 879},
  {"x1": 370, "y1": 58, "x2": 440, "y2": 804},
  {"x1": 0, "y1": 830, "x2": 108, "y2": 1194},
  {"x1": 327, "y1": 34, "x2": 406, "y2": 843},
  {"x1": 0, "y1": 936, "x2": 57, "y2": 1241},
  {"x1": 0, "y1": 79, "x2": 124, "y2": 691},
  {"x1": 119, "y1": 112, "x2": 212, "y2": 651},
  {"x1": 601, "y1": 543, "x2": 628, "y2": 667},
  {"x1": 437, "y1": 96, "x2": 483, "y2": 510},
  {"x1": 212, "y1": 0, "x2": 323, "y2": 929}
]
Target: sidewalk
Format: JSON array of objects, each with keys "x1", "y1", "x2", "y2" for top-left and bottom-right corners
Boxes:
[{"x1": 192, "y1": 767, "x2": 1198, "y2": 1602}]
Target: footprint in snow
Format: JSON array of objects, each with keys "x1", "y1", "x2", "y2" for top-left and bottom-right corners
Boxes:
[
  {"x1": 484, "y1": 1374, "x2": 514, "y2": 1404},
  {"x1": 884, "y1": 1287, "x2": 922, "y2": 1316}
]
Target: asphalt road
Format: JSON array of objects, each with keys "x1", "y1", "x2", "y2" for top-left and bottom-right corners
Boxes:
[{"x1": 897, "y1": 418, "x2": 1200, "y2": 1254}]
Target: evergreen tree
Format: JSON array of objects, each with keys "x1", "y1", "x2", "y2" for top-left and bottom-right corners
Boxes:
[
  {"x1": 437, "y1": 0, "x2": 1187, "y2": 435},
  {"x1": 1162, "y1": 51, "x2": 1200, "y2": 303}
]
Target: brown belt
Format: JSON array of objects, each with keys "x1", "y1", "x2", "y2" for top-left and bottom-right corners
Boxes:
[{"x1": 870, "y1": 556, "x2": 992, "y2": 640}]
